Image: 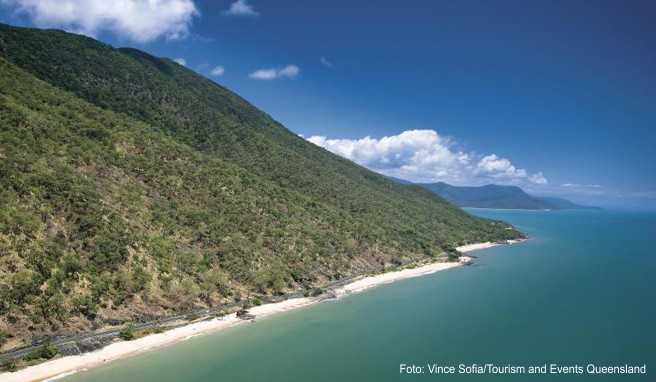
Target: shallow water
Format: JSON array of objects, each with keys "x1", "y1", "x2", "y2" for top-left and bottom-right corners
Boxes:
[{"x1": 65, "y1": 209, "x2": 656, "y2": 381}]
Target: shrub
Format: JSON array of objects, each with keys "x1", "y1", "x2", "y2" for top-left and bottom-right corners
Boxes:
[
  {"x1": 24, "y1": 343, "x2": 58, "y2": 361},
  {"x1": 447, "y1": 254, "x2": 460, "y2": 262},
  {"x1": 0, "y1": 330, "x2": 9, "y2": 346},
  {"x1": 2, "y1": 360, "x2": 17, "y2": 372},
  {"x1": 118, "y1": 324, "x2": 135, "y2": 341}
]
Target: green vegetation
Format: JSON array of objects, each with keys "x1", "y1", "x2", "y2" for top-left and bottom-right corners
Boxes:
[
  {"x1": 134, "y1": 327, "x2": 165, "y2": 339},
  {"x1": 310, "y1": 288, "x2": 324, "y2": 297},
  {"x1": 23, "y1": 343, "x2": 58, "y2": 362},
  {"x1": 0, "y1": 330, "x2": 8, "y2": 347},
  {"x1": 0, "y1": 23, "x2": 522, "y2": 348},
  {"x1": 446, "y1": 254, "x2": 461, "y2": 262},
  {"x1": 118, "y1": 325, "x2": 135, "y2": 341},
  {"x1": 1, "y1": 360, "x2": 17, "y2": 372}
]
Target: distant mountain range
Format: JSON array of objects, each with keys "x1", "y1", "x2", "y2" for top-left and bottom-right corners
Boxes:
[{"x1": 391, "y1": 179, "x2": 597, "y2": 210}]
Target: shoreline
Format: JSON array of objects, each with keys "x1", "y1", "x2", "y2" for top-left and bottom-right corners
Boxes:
[{"x1": 1, "y1": 241, "x2": 512, "y2": 382}]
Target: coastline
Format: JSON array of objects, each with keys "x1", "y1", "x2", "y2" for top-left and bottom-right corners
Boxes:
[{"x1": 1, "y1": 241, "x2": 510, "y2": 382}]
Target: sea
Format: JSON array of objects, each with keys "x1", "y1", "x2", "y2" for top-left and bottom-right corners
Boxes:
[{"x1": 64, "y1": 209, "x2": 656, "y2": 381}]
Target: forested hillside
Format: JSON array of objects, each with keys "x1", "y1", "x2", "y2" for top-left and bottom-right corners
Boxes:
[{"x1": 0, "y1": 24, "x2": 521, "y2": 349}]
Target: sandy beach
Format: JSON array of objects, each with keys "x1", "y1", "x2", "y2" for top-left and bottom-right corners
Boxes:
[{"x1": 0, "y1": 241, "x2": 505, "y2": 382}]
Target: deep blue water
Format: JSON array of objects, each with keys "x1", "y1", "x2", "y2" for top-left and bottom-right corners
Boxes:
[{"x1": 66, "y1": 209, "x2": 656, "y2": 381}]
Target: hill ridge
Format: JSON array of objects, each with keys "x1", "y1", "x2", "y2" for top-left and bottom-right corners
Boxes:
[{"x1": 0, "y1": 23, "x2": 521, "y2": 350}]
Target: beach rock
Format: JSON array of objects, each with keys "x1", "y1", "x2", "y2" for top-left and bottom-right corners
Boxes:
[
  {"x1": 236, "y1": 309, "x2": 256, "y2": 320},
  {"x1": 319, "y1": 291, "x2": 337, "y2": 301},
  {"x1": 77, "y1": 338, "x2": 111, "y2": 353},
  {"x1": 459, "y1": 256, "x2": 473, "y2": 265},
  {"x1": 57, "y1": 342, "x2": 81, "y2": 356}
]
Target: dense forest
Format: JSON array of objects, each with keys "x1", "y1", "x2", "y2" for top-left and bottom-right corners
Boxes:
[{"x1": 0, "y1": 23, "x2": 522, "y2": 350}]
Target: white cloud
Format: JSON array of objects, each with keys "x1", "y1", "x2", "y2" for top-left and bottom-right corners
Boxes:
[
  {"x1": 556, "y1": 183, "x2": 604, "y2": 196},
  {"x1": 249, "y1": 68, "x2": 277, "y2": 80},
  {"x1": 278, "y1": 65, "x2": 299, "y2": 77},
  {"x1": 210, "y1": 66, "x2": 225, "y2": 76},
  {"x1": 561, "y1": 183, "x2": 602, "y2": 188},
  {"x1": 173, "y1": 57, "x2": 186, "y2": 66},
  {"x1": 320, "y1": 57, "x2": 333, "y2": 68},
  {"x1": 223, "y1": 0, "x2": 258, "y2": 16},
  {"x1": 306, "y1": 129, "x2": 548, "y2": 186},
  {"x1": 529, "y1": 172, "x2": 548, "y2": 185},
  {"x1": 249, "y1": 65, "x2": 299, "y2": 80},
  {"x1": 475, "y1": 154, "x2": 528, "y2": 180},
  {"x1": 2, "y1": 0, "x2": 199, "y2": 43}
]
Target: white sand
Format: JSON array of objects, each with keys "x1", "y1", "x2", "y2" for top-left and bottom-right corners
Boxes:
[
  {"x1": 455, "y1": 241, "x2": 498, "y2": 252},
  {"x1": 333, "y1": 257, "x2": 469, "y2": 297},
  {"x1": 1, "y1": 299, "x2": 317, "y2": 382},
  {"x1": 1, "y1": 241, "x2": 511, "y2": 382}
]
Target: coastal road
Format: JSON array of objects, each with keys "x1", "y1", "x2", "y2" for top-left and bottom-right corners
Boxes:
[{"x1": 0, "y1": 270, "x2": 370, "y2": 364}]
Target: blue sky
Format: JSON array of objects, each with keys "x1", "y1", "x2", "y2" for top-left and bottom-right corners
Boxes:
[{"x1": 1, "y1": 0, "x2": 655, "y2": 208}]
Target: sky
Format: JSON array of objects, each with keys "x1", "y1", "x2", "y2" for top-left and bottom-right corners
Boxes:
[{"x1": 1, "y1": 0, "x2": 655, "y2": 208}]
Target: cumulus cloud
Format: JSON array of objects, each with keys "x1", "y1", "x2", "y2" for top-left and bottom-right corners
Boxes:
[
  {"x1": 475, "y1": 154, "x2": 528, "y2": 180},
  {"x1": 249, "y1": 65, "x2": 299, "y2": 80},
  {"x1": 1, "y1": 0, "x2": 199, "y2": 43},
  {"x1": 307, "y1": 130, "x2": 471, "y2": 183},
  {"x1": 173, "y1": 57, "x2": 186, "y2": 66},
  {"x1": 223, "y1": 0, "x2": 258, "y2": 16},
  {"x1": 306, "y1": 129, "x2": 548, "y2": 186},
  {"x1": 210, "y1": 66, "x2": 225, "y2": 76},
  {"x1": 529, "y1": 172, "x2": 548, "y2": 185}
]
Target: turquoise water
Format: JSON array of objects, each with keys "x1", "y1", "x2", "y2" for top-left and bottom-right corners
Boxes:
[{"x1": 66, "y1": 209, "x2": 655, "y2": 381}]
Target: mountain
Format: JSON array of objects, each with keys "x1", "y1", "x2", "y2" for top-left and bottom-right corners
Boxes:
[
  {"x1": 416, "y1": 182, "x2": 595, "y2": 210},
  {"x1": 385, "y1": 176, "x2": 413, "y2": 185},
  {"x1": 535, "y1": 196, "x2": 598, "y2": 210},
  {"x1": 0, "y1": 23, "x2": 522, "y2": 348},
  {"x1": 419, "y1": 183, "x2": 546, "y2": 209}
]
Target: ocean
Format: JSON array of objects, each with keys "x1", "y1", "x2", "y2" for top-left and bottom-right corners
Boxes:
[{"x1": 64, "y1": 209, "x2": 656, "y2": 381}]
